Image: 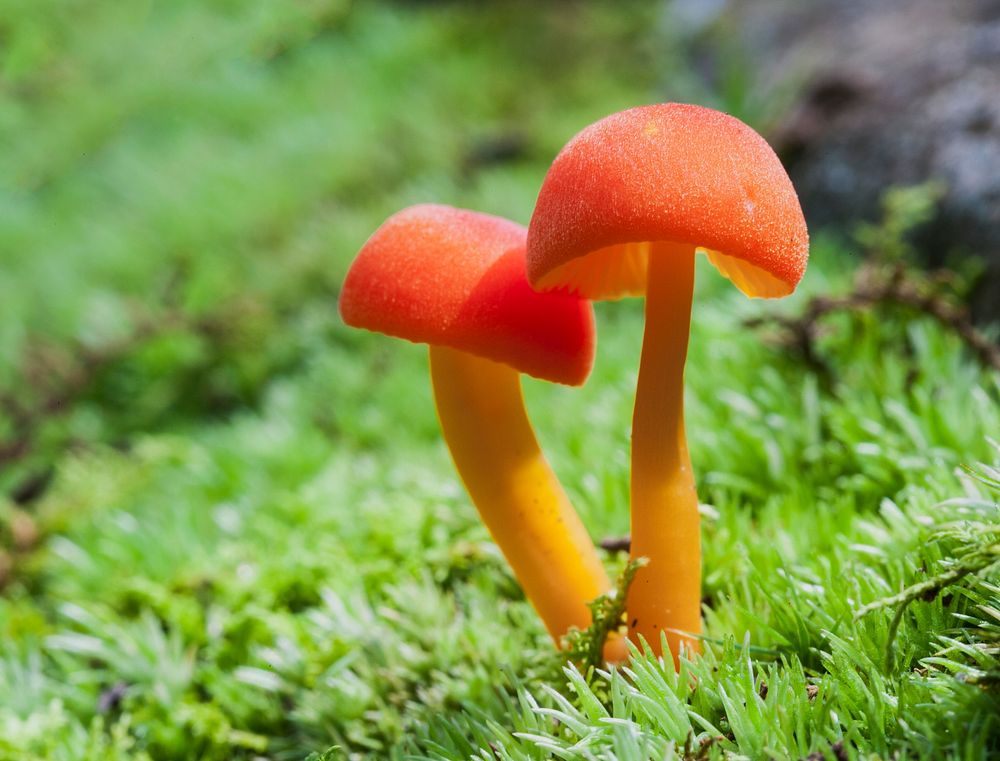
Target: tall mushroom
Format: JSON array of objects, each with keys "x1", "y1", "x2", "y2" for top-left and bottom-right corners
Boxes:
[
  {"x1": 526, "y1": 104, "x2": 809, "y2": 659},
  {"x1": 340, "y1": 203, "x2": 612, "y2": 642}
]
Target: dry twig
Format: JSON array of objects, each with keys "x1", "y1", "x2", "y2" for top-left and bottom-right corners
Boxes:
[
  {"x1": 0, "y1": 305, "x2": 223, "y2": 478},
  {"x1": 745, "y1": 261, "x2": 1000, "y2": 374}
]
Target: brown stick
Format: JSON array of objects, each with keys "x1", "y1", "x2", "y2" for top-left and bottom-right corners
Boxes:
[
  {"x1": 745, "y1": 264, "x2": 1000, "y2": 372},
  {"x1": 0, "y1": 307, "x2": 217, "y2": 472},
  {"x1": 600, "y1": 536, "x2": 631, "y2": 553}
]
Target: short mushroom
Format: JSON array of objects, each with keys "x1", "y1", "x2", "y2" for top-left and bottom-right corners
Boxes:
[
  {"x1": 340, "y1": 203, "x2": 612, "y2": 642},
  {"x1": 526, "y1": 104, "x2": 809, "y2": 659}
]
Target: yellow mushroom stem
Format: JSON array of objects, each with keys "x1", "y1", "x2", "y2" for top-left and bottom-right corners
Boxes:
[
  {"x1": 627, "y1": 242, "x2": 702, "y2": 661},
  {"x1": 429, "y1": 344, "x2": 612, "y2": 643}
]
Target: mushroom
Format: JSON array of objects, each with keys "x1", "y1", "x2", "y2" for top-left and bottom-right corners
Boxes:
[
  {"x1": 525, "y1": 104, "x2": 809, "y2": 660},
  {"x1": 339, "y1": 203, "x2": 612, "y2": 642}
]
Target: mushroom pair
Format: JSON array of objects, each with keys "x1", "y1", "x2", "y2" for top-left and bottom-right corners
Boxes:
[{"x1": 341, "y1": 104, "x2": 808, "y2": 660}]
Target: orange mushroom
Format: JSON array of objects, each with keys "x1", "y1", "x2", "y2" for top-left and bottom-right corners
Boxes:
[
  {"x1": 340, "y1": 204, "x2": 612, "y2": 642},
  {"x1": 526, "y1": 104, "x2": 809, "y2": 660}
]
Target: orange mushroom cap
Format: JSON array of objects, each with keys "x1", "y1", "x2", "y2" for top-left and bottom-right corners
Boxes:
[
  {"x1": 340, "y1": 204, "x2": 595, "y2": 386},
  {"x1": 527, "y1": 103, "x2": 809, "y2": 300}
]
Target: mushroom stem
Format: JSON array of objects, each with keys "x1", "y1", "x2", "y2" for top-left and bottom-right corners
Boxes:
[
  {"x1": 429, "y1": 345, "x2": 612, "y2": 642},
  {"x1": 627, "y1": 242, "x2": 701, "y2": 661}
]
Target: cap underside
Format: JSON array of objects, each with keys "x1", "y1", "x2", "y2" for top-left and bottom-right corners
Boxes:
[{"x1": 534, "y1": 240, "x2": 793, "y2": 301}]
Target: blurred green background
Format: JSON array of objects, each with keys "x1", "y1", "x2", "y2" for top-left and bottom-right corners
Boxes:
[{"x1": 2, "y1": 0, "x2": 717, "y2": 489}]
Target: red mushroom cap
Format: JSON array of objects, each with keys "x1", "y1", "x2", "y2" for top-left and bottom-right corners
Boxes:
[
  {"x1": 527, "y1": 103, "x2": 809, "y2": 300},
  {"x1": 339, "y1": 204, "x2": 596, "y2": 386}
]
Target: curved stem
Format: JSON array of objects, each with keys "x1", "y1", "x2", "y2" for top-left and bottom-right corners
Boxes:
[
  {"x1": 627, "y1": 242, "x2": 702, "y2": 661},
  {"x1": 429, "y1": 345, "x2": 612, "y2": 642}
]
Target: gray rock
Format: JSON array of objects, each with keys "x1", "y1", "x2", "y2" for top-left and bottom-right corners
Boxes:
[{"x1": 688, "y1": 0, "x2": 1000, "y2": 318}]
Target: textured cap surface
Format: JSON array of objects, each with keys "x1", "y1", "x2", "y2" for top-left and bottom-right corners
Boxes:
[
  {"x1": 527, "y1": 103, "x2": 809, "y2": 300},
  {"x1": 339, "y1": 204, "x2": 595, "y2": 386}
]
